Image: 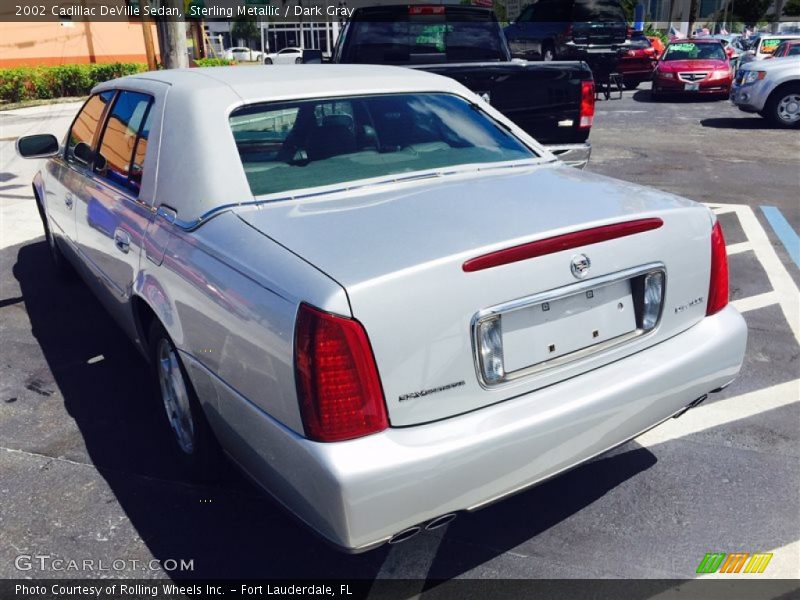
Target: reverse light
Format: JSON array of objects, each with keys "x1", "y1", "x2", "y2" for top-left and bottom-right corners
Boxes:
[
  {"x1": 477, "y1": 317, "x2": 504, "y2": 384},
  {"x1": 579, "y1": 80, "x2": 595, "y2": 129},
  {"x1": 294, "y1": 303, "x2": 388, "y2": 442},
  {"x1": 641, "y1": 271, "x2": 664, "y2": 330},
  {"x1": 707, "y1": 221, "x2": 729, "y2": 316}
]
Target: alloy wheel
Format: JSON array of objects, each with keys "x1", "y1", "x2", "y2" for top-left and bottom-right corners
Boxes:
[{"x1": 157, "y1": 338, "x2": 195, "y2": 454}]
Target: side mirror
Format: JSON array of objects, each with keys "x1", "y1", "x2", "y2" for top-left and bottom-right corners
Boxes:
[
  {"x1": 73, "y1": 141, "x2": 94, "y2": 166},
  {"x1": 16, "y1": 134, "x2": 59, "y2": 159}
]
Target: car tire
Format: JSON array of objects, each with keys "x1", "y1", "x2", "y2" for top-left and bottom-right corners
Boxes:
[
  {"x1": 149, "y1": 320, "x2": 222, "y2": 479},
  {"x1": 264, "y1": 57, "x2": 273, "y2": 65},
  {"x1": 624, "y1": 81, "x2": 640, "y2": 90},
  {"x1": 34, "y1": 192, "x2": 75, "y2": 280},
  {"x1": 765, "y1": 84, "x2": 800, "y2": 128},
  {"x1": 295, "y1": 57, "x2": 303, "y2": 64}
]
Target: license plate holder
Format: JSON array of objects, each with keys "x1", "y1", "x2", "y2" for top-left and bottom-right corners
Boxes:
[{"x1": 501, "y1": 279, "x2": 637, "y2": 373}]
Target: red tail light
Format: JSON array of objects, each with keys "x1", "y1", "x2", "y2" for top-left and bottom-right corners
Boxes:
[
  {"x1": 706, "y1": 221, "x2": 729, "y2": 316},
  {"x1": 294, "y1": 303, "x2": 388, "y2": 442},
  {"x1": 409, "y1": 5, "x2": 445, "y2": 15},
  {"x1": 565, "y1": 23, "x2": 574, "y2": 40},
  {"x1": 579, "y1": 80, "x2": 595, "y2": 129}
]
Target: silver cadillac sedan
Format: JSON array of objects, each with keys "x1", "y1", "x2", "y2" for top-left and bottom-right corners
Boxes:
[{"x1": 17, "y1": 65, "x2": 747, "y2": 552}]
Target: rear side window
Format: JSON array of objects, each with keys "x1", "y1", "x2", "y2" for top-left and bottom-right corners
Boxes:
[
  {"x1": 66, "y1": 91, "x2": 114, "y2": 164},
  {"x1": 95, "y1": 91, "x2": 154, "y2": 195}
]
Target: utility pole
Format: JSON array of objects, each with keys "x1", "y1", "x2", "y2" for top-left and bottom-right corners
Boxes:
[
  {"x1": 772, "y1": 0, "x2": 785, "y2": 33},
  {"x1": 141, "y1": 19, "x2": 158, "y2": 70},
  {"x1": 155, "y1": 0, "x2": 189, "y2": 69}
]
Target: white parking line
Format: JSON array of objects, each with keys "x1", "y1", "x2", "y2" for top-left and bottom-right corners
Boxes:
[
  {"x1": 725, "y1": 241, "x2": 752, "y2": 256},
  {"x1": 732, "y1": 291, "x2": 779, "y2": 313},
  {"x1": 705, "y1": 203, "x2": 800, "y2": 344},
  {"x1": 636, "y1": 380, "x2": 799, "y2": 451}
]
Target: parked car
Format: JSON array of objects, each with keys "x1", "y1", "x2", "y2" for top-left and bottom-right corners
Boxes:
[
  {"x1": 739, "y1": 34, "x2": 800, "y2": 65},
  {"x1": 334, "y1": 5, "x2": 595, "y2": 168},
  {"x1": 16, "y1": 65, "x2": 746, "y2": 553},
  {"x1": 651, "y1": 38, "x2": 733, "y2": 99},
  {"x1": 221, "y1": 47, "x2": 263, "y2": 62},
  {"x1": 263, "y1": 47, "x2": 304, "y2": 64},
  {"x1": 617, "y1": 32, "x2": 658, "y2": 89},
  {"x1": 504, "y1": 0, "x2": 629, "y2": 61},
  {"x1": 731, "y1": 56, "x2": 800, "y2": 128},
  {"x1": 766, "y1": 40, "x2": 800, "y2": 59}
]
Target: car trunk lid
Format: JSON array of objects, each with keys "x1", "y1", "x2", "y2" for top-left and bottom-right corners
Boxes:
[{"x1": 236, "y1": 164, "x2": 715, "y2": 426}]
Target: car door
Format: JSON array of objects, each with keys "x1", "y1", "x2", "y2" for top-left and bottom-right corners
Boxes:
[
  {"x1": 277, "y1": 48, "x2": 298, "y2": 64},
  {"x1": 73, "y1": 90, "x2": 156, "y2": 324},
  {"x1": 45, "y1": 92, "x2": 114, "y2": 260}
]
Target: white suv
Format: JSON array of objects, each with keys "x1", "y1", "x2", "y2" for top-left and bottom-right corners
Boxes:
[{"x1": 730, "y1": 56, "x2": 800, "y2": 128}]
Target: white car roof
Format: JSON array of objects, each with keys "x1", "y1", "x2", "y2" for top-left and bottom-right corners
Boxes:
[
  {"x1": 88, "y1": 65, "x2": 485, "y2": 223},
  {"x1": 97, "y1": 65, "x2": 464, "y2": 103}
]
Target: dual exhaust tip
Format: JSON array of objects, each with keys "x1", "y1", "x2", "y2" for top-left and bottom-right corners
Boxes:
[{"x1": 388, "y1": 513, "x2": 457, "y2": 545}]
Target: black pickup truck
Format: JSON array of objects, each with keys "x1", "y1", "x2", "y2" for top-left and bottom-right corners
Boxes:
[{"x1": 331, "y1": 5, "x2": 595, "y2": 168}]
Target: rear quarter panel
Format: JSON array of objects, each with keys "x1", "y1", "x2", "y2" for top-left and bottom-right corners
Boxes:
[{"x1": 134, "y1": 211, "x2": 350, "y2": 435}]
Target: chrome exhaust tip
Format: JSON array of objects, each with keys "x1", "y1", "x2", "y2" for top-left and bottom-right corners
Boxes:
[
  {"x1": 388, "y1": 526, "x2": 421, "y2": 545},
  {"x1": 425, "y1": 513, "x2": 457, "y2": 531}
]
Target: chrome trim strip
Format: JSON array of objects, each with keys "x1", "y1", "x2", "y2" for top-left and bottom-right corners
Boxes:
[{"x1": 471, "y1": 262, "x2": 666, "y2": 388}]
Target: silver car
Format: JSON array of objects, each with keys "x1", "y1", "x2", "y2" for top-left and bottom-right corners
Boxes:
[
  {"x1": 16, "y1": 65, "x2": 747, "y2": 552},
  {"x1": 731, "y1": 56, "x2": 800, "y2": 128}
]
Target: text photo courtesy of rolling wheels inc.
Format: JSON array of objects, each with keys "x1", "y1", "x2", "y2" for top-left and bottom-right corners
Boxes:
[{"x1": 1, "y1": 1, "x2": 800, "y2": 598}]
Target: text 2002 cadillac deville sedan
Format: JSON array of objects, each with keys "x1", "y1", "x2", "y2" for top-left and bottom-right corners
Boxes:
[{"x1": 17, "y1": 65, "x2": 747, "y2": 552}]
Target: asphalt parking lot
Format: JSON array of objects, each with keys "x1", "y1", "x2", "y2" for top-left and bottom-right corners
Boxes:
[{"x1": 0, "y1": 83, "x2": 798, "y2": 584}]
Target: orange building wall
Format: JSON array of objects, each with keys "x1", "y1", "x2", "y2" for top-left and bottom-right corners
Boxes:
[{"x1": 0, "y1": 22, "x2": 159, "y2": 68}]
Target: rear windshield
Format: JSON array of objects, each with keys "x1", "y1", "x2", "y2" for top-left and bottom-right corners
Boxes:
[
  {"x1": 663, "y1": 42, "x2": 726, "y2": 61},
  {"x1": 343, "y1": 20, "x2": 506, "y2": 63},
  {"x1": 572, "y1": 0, "x2": 627, "y2": 21},
  {"x1": 230, "y1": 93, "x2": 536, "y2": 197}
]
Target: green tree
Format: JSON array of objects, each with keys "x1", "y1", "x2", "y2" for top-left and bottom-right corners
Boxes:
[
  {"x1": 231, "y1": 17, "x2": 259, "y2": 47},
  {"x1": 784, "y1": 0, "x2": 800, "y2": 16},
  {"x1": 726, "y1": 0, "x2": 772, "y2": 25}
]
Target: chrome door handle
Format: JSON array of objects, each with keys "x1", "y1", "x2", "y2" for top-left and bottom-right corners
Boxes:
[
  {"x1": 65, "y1": 194, "x2": 74, "y2": 209},
  {"x1": 113, "y1": 228, "x2": 131, "y2": 253}
]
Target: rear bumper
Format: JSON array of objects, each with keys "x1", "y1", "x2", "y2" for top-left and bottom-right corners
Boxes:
[
  {"x1": 202, "y1": 305, "x2": 746, "y2": 552},
  {"x1": 617, "y1": 61, "x2": 656, "y2": 79},
  {"x1": 544, "y1": 142, "x2": 591, "y2": 169}
]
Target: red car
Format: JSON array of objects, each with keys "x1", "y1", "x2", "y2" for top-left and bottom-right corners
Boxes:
[
  {"x1": 652, "y1": 38, "x2": 733, "y2": 99},
  {"x1": 617, "y1": 33, "x2": 658, "y2": 89}
]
